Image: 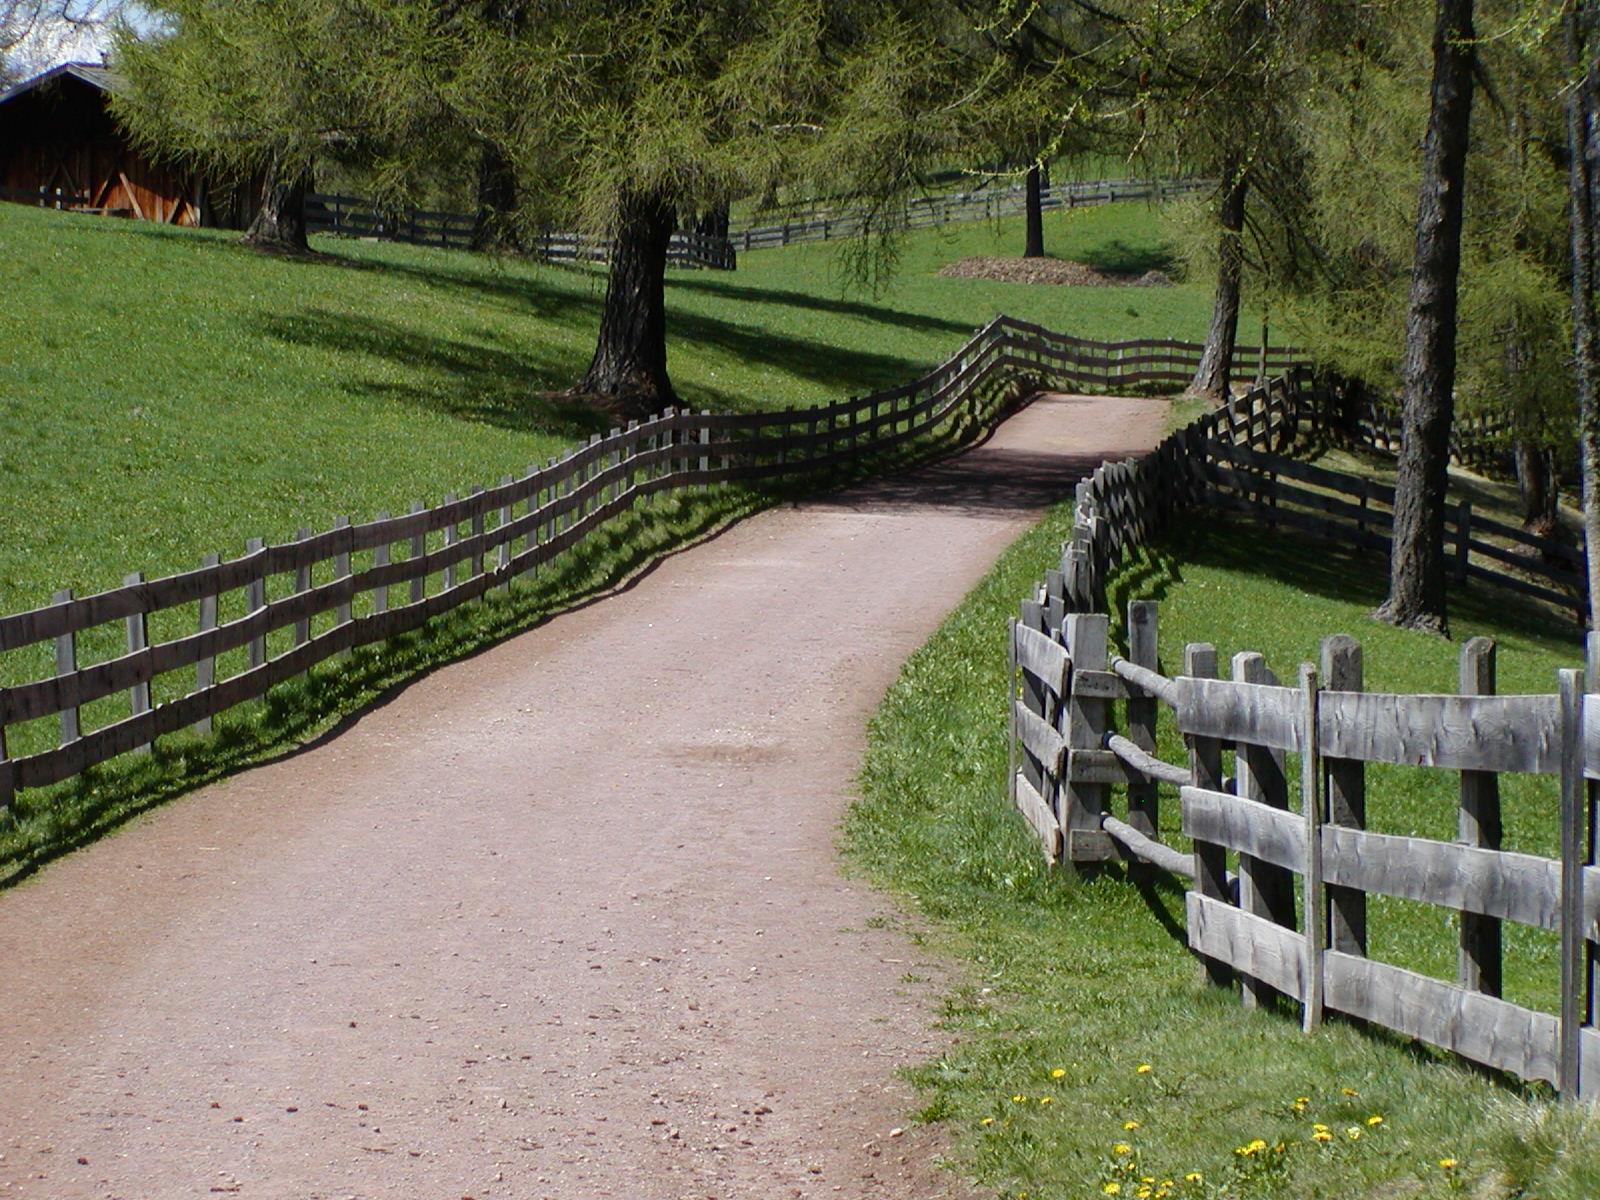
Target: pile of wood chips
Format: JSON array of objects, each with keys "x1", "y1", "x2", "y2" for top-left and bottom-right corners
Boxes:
[{"x1": 937, "y1": 256, "x2": 1174, "y2": 287}]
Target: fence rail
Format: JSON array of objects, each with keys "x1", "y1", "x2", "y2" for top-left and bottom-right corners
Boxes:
[
  {"x1": 303, "y1": 193, "x2": 737, "y2": 269},
  {"x1": 1008, "y1": 367, "x2": 1598, "y2": 1099},
  {"x1": 729, "y1": 177, "x2": 1209, "y2": 251}
]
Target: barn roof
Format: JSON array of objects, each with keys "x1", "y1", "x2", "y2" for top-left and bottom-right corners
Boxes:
[{"x1": 0, "y1": 61, "x2": 125, "y2": 107}]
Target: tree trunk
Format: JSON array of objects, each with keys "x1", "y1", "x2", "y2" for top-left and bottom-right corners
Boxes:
[
  {"x1": 1189, "y1": 165, "x2": 1248, "y2": 402},
  {"x1": 1567, "y1": 1, "x2": 1600, "y2": 628},
  {"x1": 1374, "y1": 0, "x2": 1476, "y2": 636},
  {"x1": 472, "y1": 142, "x2": 520, "y2": 252},
  {"x1": 244, "y1": 157, "x2": 309, "y2": 253},
  {"x1": 1024, "y1": 161, "x2": 1045, "y2": 258},
  {"x1": 693, "y1": 203, "x2": 729, "y2": 239},
  {"x1": 578, "y1": 187, "x2": 676, "y2": 412},
  {"x1": 1514, "y1": 440, "x2": 1560, "y2": 538}
]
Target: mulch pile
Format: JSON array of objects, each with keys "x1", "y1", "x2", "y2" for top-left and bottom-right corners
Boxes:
[{"x1": 938, "y1": 256, "x2": 1174, "y2": 287}]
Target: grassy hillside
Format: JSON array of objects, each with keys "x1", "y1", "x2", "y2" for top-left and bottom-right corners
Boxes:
[
  {"x1": 846, "y1": 503, "x2": 1587, "y2": 1200},
  {"x1": 0, "y1": 197, "x2": 1227, "y2": 615}
]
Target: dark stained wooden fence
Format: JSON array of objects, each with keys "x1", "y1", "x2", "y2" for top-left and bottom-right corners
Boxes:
[
  {"x1": 7, "y1": 316, "x2": 1266, "y2": 815},
  {"x1": 1008, "y1": 372, "x2": 1598, "y2": 1099},
  {"x1": 730, "y1": 177, "x2": 1210, "y2": 251},
  {"x1": 302, "y1": 193, "x2": 737, "y2": 269}
]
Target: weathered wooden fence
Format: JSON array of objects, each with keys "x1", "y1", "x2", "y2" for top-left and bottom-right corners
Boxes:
[
  {"x1": 302, "y1": 193, "x2": 738, "y2": 269},
  {"x1": 730, "y1": 177, "x2": 1210, "y2": 251},
  {"x1": 5, "y1": 317, "x2": 1278, "y2": 813},
  {"x1": 1008, "y1": 372, "x2": 1597, "y2": 1098}
]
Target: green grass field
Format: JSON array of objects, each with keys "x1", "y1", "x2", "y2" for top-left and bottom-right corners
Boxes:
[
  {"x1": 845, "y1": 494, "x2": 1589, "y2": 1199},
  {"x1": 0, "y1": 197, "x2": 1224, "y2": 617},
  {"x1": 0, "y1": 194, "x2": 1228, "y2": 877}
]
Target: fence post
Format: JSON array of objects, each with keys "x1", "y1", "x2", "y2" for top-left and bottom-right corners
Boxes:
[
  {"x1": 1185, "y1": 643, "x2": 1231, "y2": 986},
  {"x1": 194, "y1": 554, "x2": 220, "y2": 734},
  {"x1": 125, "y1": 571, "x2": 151, "y2": 755},
  {"x1": 52, "y1": 588, "x2": 79, "y2": 746},
  {"x1": 1586, "y1": 635, "x2": 1600, "y2": 1100},
  {"x1": 1017, "y1": 599, "x2": 1048, "y2": 806},
  {"x1": 1007, "y1": 617, "x2": 1020, "y2": 812},
  {"x1": 1126, "y1": 600, "x2": 1158, "y2": 839},
  {"x1": 0, "y1": 721, "x2": 11, "y2": 817},
  {"x1": 443, "y1": 495, "x2": 458, "y2": 589},
  {"x1": 1559, "y1": 667, "x2": 1585, "y2": 1096},
  {"x1": 495, "y1": 482, "x2": 513, "y2": 593},
  {"x1": 284, "y1": 531, "x2": 308, "y2": 650},
  {"x1": 375, "y1": 513, "x2": 392, "y2": 611},
  {"x1": 1458, "y1": 637, "x2": 1502, "y2": 997},
  {"x1": 470, "y1": 486, "x2": 486, "y2": 579},
  {"x1": 1301, "y1": 662, "x2": 1325, "y2": 1033},
  {"x1": 1061, "y1": 612, "x2": 1109, "y2": 867},
  {"x1": 244, "y1": 538, "x2": 267, "y2": 669},
  {"x1": 1234, "y1": 651, "x2": 1294, "y2": 1009},
  {"x1": 333, "y1": 516, "x2": 352, "y2": 635},
  {"x1": 1320, "y1": 635, "x2": 1366, "y2": 963},
  {"x1": 409, "y1": 502, "x2": 426, "y2": 603},
  {"x1": 699, "y1": 411, "x2": 711, "y2": 492}
]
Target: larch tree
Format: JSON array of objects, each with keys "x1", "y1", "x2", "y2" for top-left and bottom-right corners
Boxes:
[
  {"x1": 1566, "y1": 0, "x2": 1600, "y2": 623},
  {"x1": 112, "y1": 0, "x2": 361, "y2": 253},
  {"x1": 1374, "y1": 0, "x2": 1476, "y2": 634}
]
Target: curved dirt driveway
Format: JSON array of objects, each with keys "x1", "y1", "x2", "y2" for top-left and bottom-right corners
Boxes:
[{"x1": 0, "y1": 393, "x2": 1166, "y2": 1200}]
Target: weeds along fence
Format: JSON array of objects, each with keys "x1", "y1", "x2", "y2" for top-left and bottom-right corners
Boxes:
[
  {"x1": 302, "y1": 193, "x2": 738, "y2": 269},
  {"x1": 0, "y1": 315, "x2": 1262, "y2": 815},
  {"x1": 1009, "y1": 380, "x2": 1598, "y2": 1099},
  {"x1": 729, "y1": 177, "x2": 1209, "y2": 251}
]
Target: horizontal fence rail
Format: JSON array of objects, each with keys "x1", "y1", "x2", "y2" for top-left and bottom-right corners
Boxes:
[
  {"x1": 729, "y1": 177, "x2": 1209, "y2": 251},
  {"x1": 1007, "y1": 366, "x2": 1598, "y2": 1100},
  {"x1": 302, "y1": 193, "x2": 737, "y2": 269}
]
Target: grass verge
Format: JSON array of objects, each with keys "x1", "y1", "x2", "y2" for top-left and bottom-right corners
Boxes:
[{"x1": 845, "y1": 500, "x2": 1588, "y2": 1200}]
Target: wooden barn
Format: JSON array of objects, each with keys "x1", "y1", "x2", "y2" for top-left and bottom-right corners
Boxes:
[{"x1": 0, "y1": 61, "x2": 255, "y2": 227}]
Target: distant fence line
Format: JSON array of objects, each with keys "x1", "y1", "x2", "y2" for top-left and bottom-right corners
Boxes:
[
  {"x1": 302, "y1": 193, "x2": 738, "y2": 269},
  {"x1": 1008, "y1": 373, "x2": 1597, "y2": 1100},
  {"x1": 728, "y1": 177, "x2": 1208, "y2": 251}
]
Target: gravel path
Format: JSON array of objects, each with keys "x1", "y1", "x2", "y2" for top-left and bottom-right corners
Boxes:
[{"x1": 0, "y1": 392, "x2": 1167, "y2": 1200}]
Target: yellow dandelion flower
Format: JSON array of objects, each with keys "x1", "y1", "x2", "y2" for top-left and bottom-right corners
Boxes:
[
  {"x1": 1011, "y1": 1094, "x2": 1027, "y2": 1103},
  {"x1": 1136, "y1": 1064, "x2": 1153, "y2": 1074},
  {"x1": 1340, "y1": 1087, "x2": 1359, "y2": 1097},
  {"x1": 1366, "y1": 1115, "x2": 1384, "y2": 1127},
  {"x1": 1123, "y1": 1120, "x2": 1141, "y2": 1131},
  {"x1": 980, "y1": 1117, "x2": 994, "y2": 1127},
  {"x1": 1113, "y1": 1142, "x2": 1133, "y2": 1156},
  {"x1": 1135, "y1": 1188, "x2": 1152, "y2": 1199},
  {"x1": 1313, "y1": 1123, "x2": 1329, "y2": 1133},
  {"x1": 1312, "y1": 1131, "x2": 1332, "y2": 1143},
  {"x1": 1438, "y1": 1158, "x2": 1458, "y2": 1170},
  {"x1": 1039, "y1": 1097, "x2": 1053, "y2": 1106},
  {"x1": 1051, "y1": 1068, "x2": 1066, "y2": 1079},
  {"x1": 1184, "y1": 1172, "x2": 1203, "y2": 1184},
  {"x1": 1346, "y1": 1127, "x2": 1362, "y2": 1141},
  {"x1": 1102, "y1": 1183, "x2": 1121, "y2": 1195},
  {"x1": 1160, "y1": 1183, "x2": 1173, "y2": 1190},
  {"x1": 1140, "y1": 1178, "x2": 1154, "y2": 1185}
]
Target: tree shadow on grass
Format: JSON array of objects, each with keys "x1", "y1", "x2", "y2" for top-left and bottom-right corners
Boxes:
[
  {"x1": 257, "y1": 305, "x2": 939, "y2": 428},
  {"x1": 1162, "y1": 512, "x2": 1580, "y2": 650},
  {"x1": 1069, "y1": 238, "x2": 1176, "y2": 276},
  {"x1": 663, "y1": 273, "x2": 976, "y2": 340}
]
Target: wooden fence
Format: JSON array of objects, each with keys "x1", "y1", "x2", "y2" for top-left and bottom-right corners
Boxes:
[
  {"x1": 1, "y1": 184, "x2": 90, "y2": 210},
  {"x1": 9, "y1": 316, "x2": 1276, "y2": 813},
  {"x1": 302, "y1": 193, "x2": 738, "y2": 269},
  {"x1": 729, "y1": 177, "x2": 1210, "y2": 251},
  {"x1": 1009, "y1": 372, "x2": 1597, "y2": 1098}
]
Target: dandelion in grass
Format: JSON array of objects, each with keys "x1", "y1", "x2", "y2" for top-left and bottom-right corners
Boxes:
[
  {"x1": 1438, "y1": 1158, "x2": 1457, "y2": 1170},
  {"x1": 1123, "y1": 1120, "x2": 1141, "y2": 1131},
  {"x1": 1366, "y1": 1115, "x2": 1384, "y2": 1127},
  {"x1": 1346, "y1": 1127, "x2": 1362, "y2": 1141},
  {"x1": 1102, "y1": 1183, "x2": 1121, "y2": 1195},
  {"x1": 1340, "y1": 1087, "x2": 1359, "y2": 1097},
  {"x1": 1038, "y1": 1097, "x2": 1053, "y2": 1106},
  {"x1": 980, "y1": 1117, "x2": 994, "y2": 1127},
  {"x1": 1135, "y1": 1187, "x2": 1151, "y2": 1199},
  {"x1": 1184, "y1": 1173, "x2": 1202, "y2": 1184},
  {"x1": 1136, "y1": 1064, "x2": 1153, "y2": 1075},
  {"x1": 1011, "y1": 1094, "x2": 1027, "y2": 1103},
  {"x1": 1050, "y1": 1067, "x2": 1066, "y2": 1079}
]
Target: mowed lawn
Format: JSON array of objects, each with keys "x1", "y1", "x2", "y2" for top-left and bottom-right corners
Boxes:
[{"x1": 0, "y1": 198, "x2": 1223, "y2": 615}]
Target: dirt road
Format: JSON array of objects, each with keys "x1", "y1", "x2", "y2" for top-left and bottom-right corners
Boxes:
[{"x1": 0, "y1": 393, "x2": 1166, "y2": 1200}]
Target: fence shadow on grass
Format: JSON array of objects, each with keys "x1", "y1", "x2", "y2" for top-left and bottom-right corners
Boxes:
[{"x1": 0, "y1": 489, "x2": 770, "y2": 889}]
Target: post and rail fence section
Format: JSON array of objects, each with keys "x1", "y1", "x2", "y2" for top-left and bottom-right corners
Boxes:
[{"x1": 1009, "y1": 371, "x2": 1597, "y2": 1099}]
